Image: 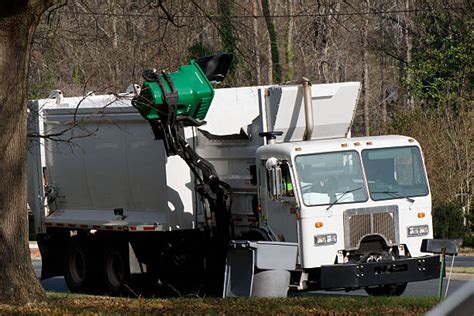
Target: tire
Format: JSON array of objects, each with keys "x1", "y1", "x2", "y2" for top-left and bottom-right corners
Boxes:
[
  {"x1": 103, "y1": 245, "x2": 131, "y2": 296},
  {"x1": 64, "y1": 237, "x2": 94, "y2": 292},
  {"x1": 365, "y1": 282, "x2": 407, "y2": 296}
]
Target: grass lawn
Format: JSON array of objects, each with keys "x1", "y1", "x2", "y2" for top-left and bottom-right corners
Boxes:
[
  {"x1": 450, "y1": 267, "x2": 474, "y2": 274},
  {"x1": 459, "y1": 247, "x2": 474, "y2": 256},
  {"x1": 0, "y1": 293, "x2": 440, "y2": 315}
]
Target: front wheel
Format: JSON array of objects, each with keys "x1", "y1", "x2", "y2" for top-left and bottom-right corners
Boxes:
[{"x1": 365, "y1": 282, "x2": 407, "y2": 296}]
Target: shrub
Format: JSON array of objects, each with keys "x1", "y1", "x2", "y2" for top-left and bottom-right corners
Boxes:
[
  {"x1": 432, "y1": 202, "x2": 466, "y2": 239},
  {"x1": 463, "y1": 235, "x2": 474, "y2": 248},
  {"x1": 387, "y1": 108, "x2": 472, "y2": 212}
]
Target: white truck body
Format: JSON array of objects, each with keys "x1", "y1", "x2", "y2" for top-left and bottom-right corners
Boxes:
[
  {"x1": 28, "y1": 82, "x2": 359, "y2": 236},
  {"x1": 28, "y1": 81, "x2": 439, "y2": 295}
]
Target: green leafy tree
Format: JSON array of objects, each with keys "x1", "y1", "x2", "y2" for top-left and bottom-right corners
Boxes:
[
  {"x1": 396, "y1": 9, "x2": 473, "y2": 230},
  {"x1": 432, "y1": 202, "x2": 466, "y2": 239},
  {"x1": 405, "y1": 10, "x2": 473, "y2": 110},
  {"x1": 188, "y1": 42, "x2": 214, "y2": 60},
  {"x1": 217, "y1": 0, "x2": 237, "y2": 71}
]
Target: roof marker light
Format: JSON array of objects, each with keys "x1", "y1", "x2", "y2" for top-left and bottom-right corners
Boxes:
[{"x1": 366, "y1": 141, "x2": 373, "y2": 145}]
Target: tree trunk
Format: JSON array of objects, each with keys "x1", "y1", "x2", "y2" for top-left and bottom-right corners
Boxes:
[
  {"x1": 380, "y1": 28, "x2": 387, "y2": 131},
  {"x1": 362, "y1": 0, "x2": 370, "y2": 136},
  {"x1": 0, "y1": 0, "x2": 55, "y2": 305},
  {"x1": 252, "y1": 0, "x2": 261, "y2": 85},
  {"x1": 284, "y1": 0, "x2": 294, "y2": 82},
  {"x1": 404, "y1": 0, "x2": 413, "y2": 109},
  {"x1": 261, "y1": 0, "x2": 281, "y2": 83},
  {"x1": 110, "y1": 0, "x2": 120, "y2": 88}
]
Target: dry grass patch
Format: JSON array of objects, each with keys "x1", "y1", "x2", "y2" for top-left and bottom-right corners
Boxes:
[
  {"x1": 449, "y1": 267, "x2": 474, "y2": 274},
  {"x1": 459, "y1": 247, "x2": 474, "y2": 256},
  {"x1": 0, "y1": 293, "x2": 440, "y2": 315}
]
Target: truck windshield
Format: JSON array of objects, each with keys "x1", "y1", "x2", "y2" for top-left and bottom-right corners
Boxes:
[
  {"x1": 295, "y1": 151, "x2": 368, "y2": 206},
  {"x1": 362, "y1": 146, "x2": 429, "y2": 201}
]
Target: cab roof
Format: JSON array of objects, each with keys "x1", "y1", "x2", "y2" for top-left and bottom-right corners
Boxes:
[{"x1": 257, "y1": 135, "x2": 421, "y2": 160}]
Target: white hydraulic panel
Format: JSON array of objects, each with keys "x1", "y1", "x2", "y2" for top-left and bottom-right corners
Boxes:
[
  {"x1": 200, "y1": 86, "x2": 267, "y2": 135},
  {"x1": 268, "y1": 82, "x2": 361, "y2": 142}
]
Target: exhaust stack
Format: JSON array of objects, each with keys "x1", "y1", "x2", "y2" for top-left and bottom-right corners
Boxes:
[{"x1": 302, "y1": 77, "x2": 313, "y2": 141}]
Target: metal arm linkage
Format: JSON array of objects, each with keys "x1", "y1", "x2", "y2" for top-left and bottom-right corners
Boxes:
[{"x1": 133, "y1": 70, "x2": 233, "y2": 241}]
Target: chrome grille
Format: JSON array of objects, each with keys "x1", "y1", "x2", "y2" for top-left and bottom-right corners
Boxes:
[{"x1": 344, "y1": 206, "x2": 399, "y2": 250}]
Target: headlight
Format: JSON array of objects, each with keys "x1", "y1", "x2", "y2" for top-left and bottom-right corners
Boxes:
[
  {"x1": 314, "y1": 234, "x2": 337, "y2": 246},
  {"x1": 407, "y1": 225, "x2": 429, "y2": 237}
]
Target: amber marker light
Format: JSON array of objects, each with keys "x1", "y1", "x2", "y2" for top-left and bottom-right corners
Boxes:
[
  {"x1": 315, "y1": 222, "x2": 323, "y2": 228},
  {"x1": 408, "y1": 139, "x2": 415, "y2": 143},
  {"x1": 354, "y1": 142, "x2": 361, "y2": 146},
  {"x1": 341, "y1": 143, "x2": 348, "y2": 148},
  {"x1": 295, "y1": 147, "x2": 303, "y2": 151},
  {"x1": 417, "y1": 212, "x2": 425, "y2": 218},
  {"x1": 366, "y1": 141, "x2": 373, "y2": 145}
]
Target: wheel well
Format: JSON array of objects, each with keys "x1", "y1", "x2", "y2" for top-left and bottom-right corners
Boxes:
[{"x1": 37, "y1": 229, "x2": 70, "y2": 279}]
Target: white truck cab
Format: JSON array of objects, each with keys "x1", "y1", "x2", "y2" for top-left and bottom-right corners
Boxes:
[{"x1": 258, "y1": 136, "x2": 431, "y2": 265}]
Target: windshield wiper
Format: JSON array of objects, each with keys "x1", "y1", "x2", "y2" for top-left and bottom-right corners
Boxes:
[
  {"x1": 326, "y1": 187, "x2": 363, "y2": 210},
  {"x1": 371, "y1": 190, "x2": 414, "y2": 203}
]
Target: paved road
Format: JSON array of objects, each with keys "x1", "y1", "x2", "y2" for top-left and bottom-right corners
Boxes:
[
  {"x1": 447, "y1": 255, "x2": 474, "y2": 268},
  {"x1": 32, "y1": 257, "x2": 474, "y2": 297}
]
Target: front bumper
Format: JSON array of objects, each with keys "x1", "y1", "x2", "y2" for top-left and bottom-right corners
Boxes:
[{"x1": 308, "y1": 255, "x2": 441, "y2": 290}]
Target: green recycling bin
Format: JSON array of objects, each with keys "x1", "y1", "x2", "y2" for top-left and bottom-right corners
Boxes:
[{"x1": 134, "y1": 60, "x2": 214, "y2": 121}]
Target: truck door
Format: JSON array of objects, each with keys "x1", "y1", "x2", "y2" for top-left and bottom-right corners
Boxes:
[{"x1": 259, "y1": 160, "x2": 299, "y2": 242}]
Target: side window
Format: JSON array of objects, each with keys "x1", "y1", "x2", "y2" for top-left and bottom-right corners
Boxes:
[{"x1": 281, "y1": 163, "x2": 294, "y2": 197}]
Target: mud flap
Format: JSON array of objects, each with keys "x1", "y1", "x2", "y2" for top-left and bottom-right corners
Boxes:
[{"x1": 37, "y1": 231, "x2": 69, "y2": 280}]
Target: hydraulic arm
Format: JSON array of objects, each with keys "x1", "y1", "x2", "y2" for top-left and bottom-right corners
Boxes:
[{"x1": 132, "y1": 54, "x2": 234, "y2": 241}]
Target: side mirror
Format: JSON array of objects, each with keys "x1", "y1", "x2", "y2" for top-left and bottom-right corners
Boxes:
[{"x1": 266, "y1": 157, "x2": 282, "y2": 200}]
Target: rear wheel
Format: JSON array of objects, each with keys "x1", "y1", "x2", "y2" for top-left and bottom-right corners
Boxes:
[
  {"x1": 103, "y1": 245, "x2": 131, "y2": 296},
  {"x1": 64, "y1": 237, "x2": 96, "y2": 292},
  {"x1": 365, "y1": 282, "x2": 407, "y2": 296}
]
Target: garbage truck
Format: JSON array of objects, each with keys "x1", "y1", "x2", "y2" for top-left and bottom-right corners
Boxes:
[{"x1": 28, "y1": 55, "x2": 443, "y2": 297}]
